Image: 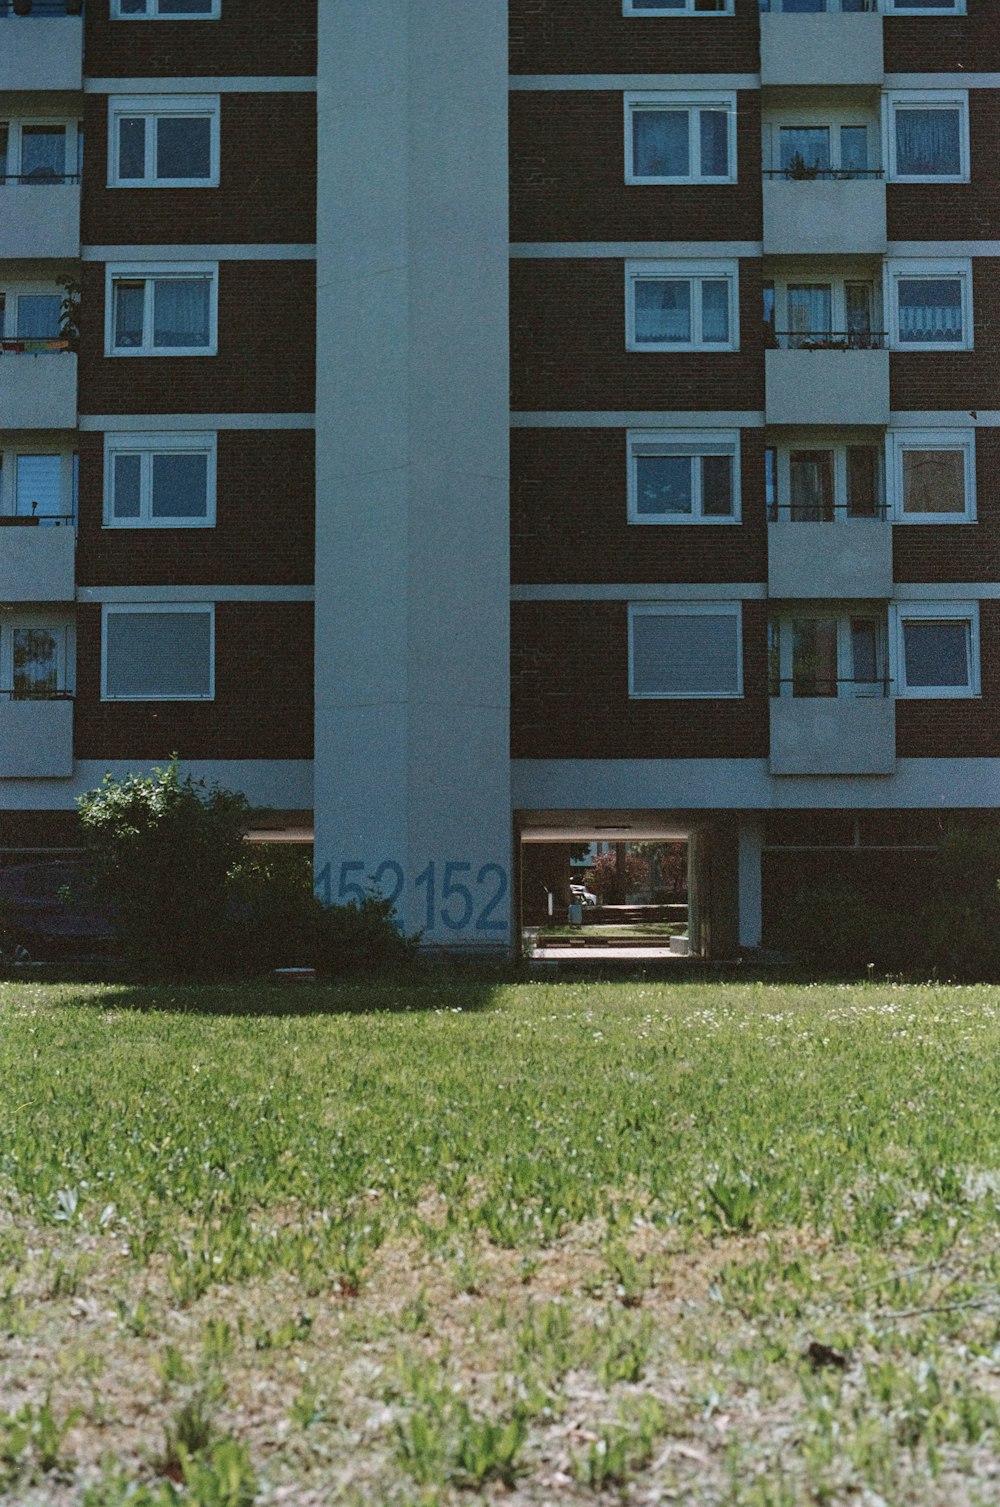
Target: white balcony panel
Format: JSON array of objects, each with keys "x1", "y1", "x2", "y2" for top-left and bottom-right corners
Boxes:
[
  {"x1": 0, "y1": 699, "x2": 73, "y2": 778},
  {"x1": 0, "y1": 526, "x2": 74, "y2": 602},
  {"x1": 765, "y1": 349, "x2": 889, "y2": 426},
  {"x1": 770, "y1": 697, "x2": 895, "y2": 777},
  {"x1": 768, "y1": 518, "x2": 892, "y2": 599},
  {"x1": 0, "y1": 16, "x2": 83, "y2": 92},
  {"x1": 763, "y1": 178, "x2": 886, "y2": 256},
  {"x1": 760, "y1": 13, "x2": 883, "y2": 87},
  {"x1": 0, "y1": 353, "x2": 77, "y2": 429},
  {"x1": 0, "y1": 184, "x2": 80, "y2": 260}
]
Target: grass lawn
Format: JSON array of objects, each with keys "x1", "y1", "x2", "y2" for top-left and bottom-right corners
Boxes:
[{"x1": 2, "y1": 977, "x2": 1000, "y2": 1505}]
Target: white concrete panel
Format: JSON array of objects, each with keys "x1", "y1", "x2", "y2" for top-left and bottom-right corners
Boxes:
[
  {"x1": 766, "y1": 350, "x2": 890, "y2": 427},
  {"x1": 0, "y1": 700, "x2": 72, "y2": 778},
  {"x1": 768, "y1": 520, "x2": 892, "y2": 599},
  {"x1": 315, "y1": 0, "x2": 512, "y2": 950},
  {"x1": 763, "y1": 180, "x2": 886, "y2": 257},
  {"x1": 760, "y1": 13, "x2": 883, "y2": 87},
  {"x1": 0, "y1": 354, "x2": 77, "y2": 430},
  {"x1": 738, "y1": 820, "x2": 763, "y2": 949},
  {"x1": 0, "y1": 760, "x2": 313, "y2": 811},
  {"x1": 0, "y1": 185, "x2": 79, "y2": 261},
  {"x1": 0, "y1": 525, "x2": 74, "y2": 602},
  {"x1": 770, "y1": 699, "x2": 896, "y2": 777},
  {"x1": 0, "y1": 18, "x2": 82, "y2": 93}
]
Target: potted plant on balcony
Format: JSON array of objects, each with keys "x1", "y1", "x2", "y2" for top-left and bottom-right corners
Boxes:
[
  {"x1": 57, "y1": 278, "x2": 80, "y2": 354},
  {"x1": 785, "y1": 151, "x2": 820, "y2": 182}
]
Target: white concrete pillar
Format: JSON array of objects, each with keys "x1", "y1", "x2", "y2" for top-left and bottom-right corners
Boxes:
[
  {"x1": 313, "y1": 1, "x2": 512, "y2": 950},
  {"x1": 738, "y1": 818, "x2": 764, "y2": 948}
]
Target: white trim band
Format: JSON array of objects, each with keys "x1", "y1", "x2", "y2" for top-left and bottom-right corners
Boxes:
[
  {"x1": 77, "y1": 585, "x2": 314, "y2": 603},
  {"x1": 79, "y1": 413, "x2": 315, "y2": 431},
  {"x1": 85, "y1": 77, "x2": 317, "y2": 94},
  {"x1": 84, "y1": 244, "x2": 315, "y2": 261}
]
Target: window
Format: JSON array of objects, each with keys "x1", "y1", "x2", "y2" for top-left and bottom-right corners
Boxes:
[
  {"x1": 0, "y1": 121, "x2": 80, "y2": 185},
  {"x1": 762, "y1": 2, "x2": 883, "y2": 11},
  {"x1": 625, "y1": 94, "x2": 736, "y2": 183},
  {"x1": 892, "y1": 603, "x2": 979, "y2": 697},
  {"x1": 626, "y1": 260, "x2": 739, "y2": 351},
  {"x1": 886, "y1": 92, "x2": 968, "y2": 182},
  {"x1": 889, "y1": 430, "x2": 975, "y2": 522},
  {"x1": 766, "y1": 441, "x2": 884, "y2": 520},
  {"x1": 883, "y1": 0, "x2": 965, "y2": 13},
  {"x1": 766, "y1": 276, "x2": 880, "y2": 348},
  {"x1": 0, "y1": 449, "x2": 76, "y2": 523},
  {"x1": 105, "y1": 263, "x2": 217, "y2": 355},
  {"x1": 764, "y1": 118, "x2": 875, "y2": 177},
  {"x1": 769, "y1": 613, "x2": 887, "y2": 698},
  {"x1": 627, "y1": 430, "x2": 740, "y2": 522},
  {"x1": 887, "y1": 260, "x2": 971, "y2": 350},
  {"x1": 104, "y1": 432, "x2": 216, "y2": 528},
  {"x1": 625, "y1": 0, "x2": 733, "y2": 13},
  {"x1": 0, "y1": 621, "x2": 73, "y2": 702},
  {"x1": 112, "y1": 0, "x2": 220, "y2": 16},
  {"x1": 102, "y1": 604, "x2": 214, "y2": 700},
  {"x1": 108, "y1": 96, "x2": 219, "y2": 188},
  {"x1": 629, "y1": 603, "x2": 742, "y2": 697}
]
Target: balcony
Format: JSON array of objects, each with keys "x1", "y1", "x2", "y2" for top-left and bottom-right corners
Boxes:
[
  {"x1": 768, "y1": 510, "x2": 892, "y2": 598},
  {"x1": 0, "y1": 181, "x2": 80, "y2": 260},
  {"x1": 0, "y1": 4, "x2": 83, "y2": 93},
  {"x1": 765, "y1": 342, "x2": 889, "y2": 426},
  {"x1": 0, "y1": 696, "x2": 73, "y2": 778},
  {"x1": 770, "y1": 694, "x2": 895, "y2": 776},
  {"x1": 763, "y1": 174, "x2": 886, "y2": 256},
  {"x1": 760, "y1": 11, "x2": 884, "y2": 88},
  {"x1": 0, "y1": 518, "x2": 75, "y2": 602},
  {"x1": 0, "y1": 347, "x2": 77, "y2": 429}
]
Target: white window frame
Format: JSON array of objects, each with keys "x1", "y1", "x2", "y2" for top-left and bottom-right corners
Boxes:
[
  {"x1": 884, "y1": 91, "x2": 969, "y2": 184},
  {"x1": 628, "y1": 601, "x2": 743, "y2": 699},
  {"x1": 883, "y1": 0, "x2": 965, "y2": 14},
  {"x1": 624, "y1": 0, "x2": 733, "y2": 14},
  {"x1": 627, "y1": 429, "x2": 741, "y2": 524},
  {"x1": 625, "y1": 258, "x2": 740, "y2": 352},
  {"x1": 107, "y1": 95, "x2": 220, "y2": 189},
  {"x1": 886, "y1": 257, "x2": 972, "y2": 352},
  {"x1": 625, "y1": 93, "x2": 737, "y2": 185},
  {"x1": 0, "y1": 282, "x2": 67, "y2": 345},
  {"x1": 110, "y1": 0, "x2": 221, "y2": 18},
  {"x1": 103, "y1": 431, "x2": 217, "y2": 529},
  {"x1": 891, "y1": 601, "x2": 980, "y2": 699},
  {"x1": 767, "y1": 438, "x2": 887, "y2": 521},
  {"x1": 0, "y1": 614, "x2": 75, "y2": 700},
  {"x1": 0, "y1": 447, "x2": 77, "y2": 522},
  {"x1": 0, "y1": 119, "x2": 80, "y2": 183},
  {"x1": 888, "y1": 429, "x2": 975, "y2": 524},
  {"x1": 101, "y1": 603, "x2": 215, "y2": 701},
  {"x1": 105, "y1": 261, "x2": 218, "y2": 357}
]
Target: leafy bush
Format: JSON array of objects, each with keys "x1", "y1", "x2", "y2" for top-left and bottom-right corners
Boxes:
[{"x1": 78, "y1": 760, "x2": 416, "y2": 977}]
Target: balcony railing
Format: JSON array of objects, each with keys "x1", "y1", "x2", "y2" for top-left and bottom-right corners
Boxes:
[
  {"x1": 0, "y1": 514, "x2": 75, "y2": 526},
  {"x1": 767, "y1": 501, "x2": 889, "y2": 522},
  {"x1": 759, "y1": 0, "x2": 877, "y2": 9},
  {"x1": 0, "y1": 689, "x2": 73, "y2": 701},
  {"x1": 0, "y1": 2, "x2": 83, "y2": 15},
  {"x1": 771, "y1": 676, "x2": 891, "y2": 699},
  {"x1": 763, "y1": 167, "x2": 883, "y2": 181},
  {"x1": 769, "y1": 328, "x2": 887, "y2": 351},
  {"x1": 0, "y1": 173, "x2": 80, "y2": 185}
]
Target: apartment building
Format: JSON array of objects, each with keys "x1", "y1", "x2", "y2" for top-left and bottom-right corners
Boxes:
[{"x1": 2, "y1": 0, "x2": 998, "y2": 957}]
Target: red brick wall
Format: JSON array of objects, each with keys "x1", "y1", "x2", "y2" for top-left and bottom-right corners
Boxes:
[
  {"x1": 511, "y1": 599, "x2": 768, "y2": 759},
  {"x1": 84, "y1": 0, "x2": 316, "y2": 79},
  {"x1": 77, "y1": 260, "x2": 316, "y2": 414},
  {"x1": 75, "y1": 430, "x2": 315, "y2": 587},
  {"x1": 82, "y1": 94, "x2": 316, "y2": 246},
  {"x1": 511, "y1": 258, "x2": 764, "y2": 411},
  {"x1": 73, "y1": 601, "x2": 313, "y2": 761},
  {"x1": 510, "y1": 90, "x2": 762, "y2": 243},
  {"x1": 510, "y1": 427, "x2": 766, "y2": 584},
  {"x1": 893, "y1": 429, "x2": 1000, "y2": 585},
  {"x1": 885, "y1": 13, "x2": 1000, "y2": 73},
  {"x1": 896, "y1": 601, "x2": 1000, "y2": 758},
  {"x1": 887, "y1": 96, "x2": 1000, "y2": 242},
  {"x1": 510, "y1": 0, "x2": 760, "y2": 75},
  {"x1": 0, "y1": 812, "x2": 82, "y2": 849}
]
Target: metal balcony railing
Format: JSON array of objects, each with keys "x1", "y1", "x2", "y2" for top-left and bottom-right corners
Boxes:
[
  {"x1": 0, "y1": 172, "x2": 80, "y2": 185},
  {"x1": 767, "y1": 501, "x2": 889, "y2": 522},
  {"x1": 759, "y1": 0, "x2": 877, "y2": 10},
  {"x1": 0, "y1": 688, "x2": 74, "y2": 701},
  {"x1": 768, "y1": 328, "x2": 887, "y2": 351},
  {"x1": 763, "y1": 167, "x2": 884, "y2": 181},
  {"x1": 0, "y1": 2, "x2": 83, "y2": 16},
  {"x1": 770, "y1": 676, "x2": 892, "y2": 699},
  {"x1": 0, "y1": 514, "x2": 75, "y2": 526}
]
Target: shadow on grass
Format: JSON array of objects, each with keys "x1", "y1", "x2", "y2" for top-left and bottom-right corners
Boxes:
[{"x1": 2, "y1": 961, "x2": 514, "y2": 1018}]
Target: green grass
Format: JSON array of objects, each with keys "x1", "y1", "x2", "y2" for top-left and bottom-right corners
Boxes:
[
  {"x1": 535, "y1": 922, "x2": 687, "y2": 939},
  {"x1": 2, "y1": 977, "x2": 1000, "y2": 1504}
]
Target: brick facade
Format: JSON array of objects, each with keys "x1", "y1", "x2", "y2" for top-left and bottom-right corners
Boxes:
[
  {"x1": 83, "y1": 0, "x2": 316, "y2": 80},
  {"x1": 509, "y1": 0, "x2": 760, "y2": 77}
]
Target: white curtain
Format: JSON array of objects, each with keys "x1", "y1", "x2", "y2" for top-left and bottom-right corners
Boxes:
[{"x1": 153, "y1": 278, "x2": 210, "y2": 347}]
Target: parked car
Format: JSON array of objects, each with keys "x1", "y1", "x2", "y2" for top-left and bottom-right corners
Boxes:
[{"x1": 570, "y1": 882, "x2": 598, "y2": 907}]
